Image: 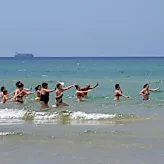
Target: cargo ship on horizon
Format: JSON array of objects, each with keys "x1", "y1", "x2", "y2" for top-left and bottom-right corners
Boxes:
[{"x1": 14, "y1": 52, "x2": 34, "y2": 58}]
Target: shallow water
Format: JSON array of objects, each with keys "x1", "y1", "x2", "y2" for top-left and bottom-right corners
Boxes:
[{"x1": 0, "y1": 57, "x2": 164, "y2": 163}]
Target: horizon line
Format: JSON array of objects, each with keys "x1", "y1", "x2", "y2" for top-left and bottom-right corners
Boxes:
[{"x1": 1, "y1": 56, "x2": 164, "y2": 58}]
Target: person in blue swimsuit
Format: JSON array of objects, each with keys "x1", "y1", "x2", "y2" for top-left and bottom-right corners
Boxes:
[{"x1": 139, "y1": 84, "x2": 159, "y2": 100}]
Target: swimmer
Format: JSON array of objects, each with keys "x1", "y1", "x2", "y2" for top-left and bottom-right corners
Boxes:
[
  {"x1": 81, "y1": 82, "x2": 99, "y2": 97},
  {"x1": 1, "y1": 90, "x2": 12, "y2": 104},
  {"x1": 75, "y1": 85, "x2": 92, "y2": 102},
  {"x1": 114, "y1": 84, "x2": 129, "y2": 100},
  {"x1": 40, "y1": 83, "x2": 56, "y2": 107},
  {"x1": 140, "y1": 84, "x2": 159, "y2": 100},
  {"x1": 14, "y1": 82, "x2": 33, "y2": 104},
  {"x1": 55, "y1": 83, "x2": 75, "y2": 107},
  {"x1": 15, "y1": 81, "x2": 31, "y2": 91},
  {"x1": 0, "y1": 86, "x2": 6, "y2": 98},
  {"x1": 35, "y1": 85, "x2": 41, "y2": 100}
]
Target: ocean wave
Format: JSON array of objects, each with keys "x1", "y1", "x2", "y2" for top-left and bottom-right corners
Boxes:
[{"x1": 0, "y1": 108, "x2": 140, "y2": 124}]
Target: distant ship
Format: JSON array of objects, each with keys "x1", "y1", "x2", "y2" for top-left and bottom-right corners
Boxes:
[{"x1": 14, "y1": 52, "x2": 34, "y2": 58}]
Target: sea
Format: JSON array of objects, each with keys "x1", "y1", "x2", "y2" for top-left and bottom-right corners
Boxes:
[{"x1": 0, "y1": 57, "x2": 164, "y2": 164}]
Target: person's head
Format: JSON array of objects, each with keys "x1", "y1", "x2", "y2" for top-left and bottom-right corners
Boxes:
[
  {"x1": 143, "y1": 84, "x2": 149, "y2": 89},
  {"x1": 42, "y1": 83, "x2": 48, "y2": 89},
  {"x1": 16, "y1": 81, "x2": 24, "y2": 87},
  {"x1": 115, "y1": 84, "x2": 120, "y2": 90},
  {"x1": 56, "y1": 83, "x2": 62, "y2": 90},
  {"x1": 35, "y1": 85, "x2": 41, "y2": 91},
  {"x1": 17, "y1": 83, "x2": 24, "y2": 90},
  {"x1": 75, "y1": 85, "x2": 80, "y2": 90},
  {"x1": 3, "y1": 90, "x2": 8, "y2": 95},
  {"x1": 1, "y1": 86, "x2": 6, "y2": 92}
]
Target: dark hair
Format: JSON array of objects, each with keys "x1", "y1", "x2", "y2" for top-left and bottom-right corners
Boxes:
[
  {"x1": 3, "y1": 90, "x2": 8, "y2": 95},
  {"x1": 115, "y1": 84, "x2": 120, "y2": 89},
  {"x1": 16, "y1": 81, "x2": 24, "y2": 87},
  {"x1": 17, "y1": 83, "x2": 24, "y2": 88},
  {"x1": 75, "y1": 85, "x2": 79, "y2": 89},
  {"x1": 143, "y1": 84, "x2": 149, "y2": 88},
  {"x1": 1, "y1": 86, "x2": 5, "y2": 92},
  {"x1": 35, "y1": 85, "x2": 41, "y2": 91},
  {"x1": 42, "y1": 83, "x2": 48, "y2": 88},
  {"x1": 56, "y1": 83, "x2": 61, "y2": 89}
]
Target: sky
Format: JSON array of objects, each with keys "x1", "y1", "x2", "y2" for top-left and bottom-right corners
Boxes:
[{"x1": 0, "y1": 0, "x2": 164, "y2": 57}]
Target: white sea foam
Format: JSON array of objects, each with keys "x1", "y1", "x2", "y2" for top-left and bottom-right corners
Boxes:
[
  {"x1": 0, "y1": 108, "x2": 116, "y2": 123},
  {"x1": 0, "y1": 108, "x2": 26, "y2": 119},
  {"x1": 70, "y1": 111, "x2": 116, "y2": 120}
]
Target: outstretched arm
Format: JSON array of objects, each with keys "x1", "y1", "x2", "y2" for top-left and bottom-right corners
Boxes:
[
  {"x1": 149, "y1": 87, "x2": 160, "y2": 92},
  {"x1": 63, "y1": 85, "x2": 75, "y2": 91},
  {"x1": 89, "y1": 82, "x2": 99, "y2": 89},
  {"x1": 44, "y1": 89, "x2": 56, "y2": 93},
  {"x1": 77, "y1": 90, "x2": 92, "y2": 94},
  {"x1": 116, "y1": 91, "x2": 129, "y2": 98}
]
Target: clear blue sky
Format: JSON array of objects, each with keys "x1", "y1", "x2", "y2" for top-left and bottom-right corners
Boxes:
[{"x1": 0, "y1": 0, "x2": 163, "y2": 57}]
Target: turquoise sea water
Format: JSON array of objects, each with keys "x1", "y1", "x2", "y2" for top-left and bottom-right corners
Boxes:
[{"x1": 0, "y1": 57, "x2": 164, "y2": 164}]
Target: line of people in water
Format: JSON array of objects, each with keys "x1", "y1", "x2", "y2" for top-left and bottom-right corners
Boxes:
[{"x1": 0, "y1": 81, "x2": 160, "y2": 107}]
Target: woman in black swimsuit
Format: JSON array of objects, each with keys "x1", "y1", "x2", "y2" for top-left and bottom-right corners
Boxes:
[
  {"x1": 14, "y1": 82, "x2": 33, "y2": 103},
  {"x1": 114, "y1": 84, "x2": 129, "y2": 100},
  {"x1": 40, "y1": 83, "x2": 56, "y2": 107},
  {"x1": 55, "y1": 83, "x2": 74, "y2": 107}
]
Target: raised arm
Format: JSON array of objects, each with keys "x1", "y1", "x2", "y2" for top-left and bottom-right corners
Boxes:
[
  {"x1": 90, "y1": 82, "x2": 99, "y2": 89},
  {"x1": 63, "y1": 85, "x2": 74, "y2": 91}
]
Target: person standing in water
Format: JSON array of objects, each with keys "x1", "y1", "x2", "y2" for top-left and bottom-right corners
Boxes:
[
  {"x1": 35, "y1": 85, "x2": 41, "y2": 100},
  {"x1": 40, "y1": 83, "x2": 56, "y2": 107},
  {"x1": 114, "y1": 84, "x2": 129, "y2": 100},
  {"x1": 140, "y1": 84, "x2": 159, "y2": 100},
  {"x1": 15, "y1": 81, "x2": 31, "y2": 91},
  {"x1": 1, "y1": 90, "x2": 12, "y2": 104},
  {"x1": 80, "y1": 82, "x2": 99, "y2": 97},
  {"x1": 55, "y1": 83, "x2": 75, "y2": 107},
  {"x1": 75, "y1": 85, "x2": 92, "y2": 102},
  {"x1": 14, "y1": 82, "x2": 33, "y2": 103},
  {"x1": 0, "y1": 86, "x2": 9, "y2": 98}
]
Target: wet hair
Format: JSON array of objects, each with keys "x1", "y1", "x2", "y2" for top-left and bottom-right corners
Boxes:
[
  {"x1": 17, "y1": 83, "x2": 24, "y2": 88},
  {"x1": 16, "y1": 81, "x2": 24, "y2": 88},
  {"x1": 3, "y1": 90, "x2": 8, "y2": 95},
  {"x1": 35, "y1": 85, "x2": 41, "y2": 91},
  {"x1": 56, "y1": 83, "x2": 62, "y2": 89},
  {"x1": 115, "y1": 84, "x2": 120, "y2": 89},
  {"x1": 42, "y1": 83, "x2": 48, "y2": 88},
  {"x1": 75, "y1": 85, "x2": 79, "y2": 90},
  {"x1": 1, "y1": 86, "x2": 5, "y2": 92},
  {"x1": 143, "y1": 84, "x2": 149, "y2": 88}
]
